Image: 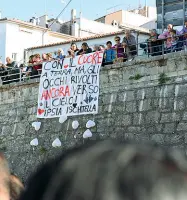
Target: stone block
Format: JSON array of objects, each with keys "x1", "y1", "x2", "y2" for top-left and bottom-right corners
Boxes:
[
  {"x1": 126, "y1": 101, "x2": 137, "y2": 113},
  {"x1": 133, "y1": 113, "x2": 144, "y2": 125},
  {"x1": 127, "y1": 126, "x2": 141, "y2": 133},
  {"x1": 177, "y1": 122, "x2": 187, "y2": 131},
  {"x1": 145, "y1": 111, "x2": 160, "y2": 124},
  {"x1": 160, "y1": 113, "x2": 180, "y2": 123},
  {"x1": 183, "y1": 112, "x2": 187, "y2": 121},
  {"x1": 163, "y1": 123, "x2": 175, "y2": 133},
  {"x1": 164, "y1": 134, "x2": 184, "y2": 145},
  {"x1": 151, "y1": 134, "x2": 165, "y2": 144},
  {"x1": 155, "y1": 85, "x2": 174, "y2": 98},
  {"x1": 116, "y1": 114, "x2": 132, "y2": 126},
  {"x1": 174, "y1": 98, "x2": 185, "y2": 111},
  {"x1": 102, "y1": 93, "x2": 117, "y2": 105},
  {"x1": 1, "y1": 125, "x2": 14, "y2": 136},
  {"x1": 138, "y1": 99, "x2": 152, "y2": 112},
  {"x1": 136, "y1": 88, "x2": 155, "y2": 100},
  {"x1": 118, "y1": 90, "x2": 135, "y2": 102},
  {"x1": 177, "y1": 84, "x2": 187, "y2": 97}
]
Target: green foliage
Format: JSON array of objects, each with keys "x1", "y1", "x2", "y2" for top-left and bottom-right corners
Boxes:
[
  {"x1": 39, "y1": 147, "x2": 47, "y2": 155},
  {"x1": 158, "y1": 73, "x2": 170, "y2": 85},
  {"x1": 129, "y1": 74, "x2": 144, "y2": 80}
]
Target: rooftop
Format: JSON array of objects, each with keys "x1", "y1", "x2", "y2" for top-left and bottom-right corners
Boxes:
[
  {"x1": 0, "y1": 18, "x2": 76, "y2": 40},
  {"x1": 27, "y1": 29, "x2": 149, "y2": 50}
]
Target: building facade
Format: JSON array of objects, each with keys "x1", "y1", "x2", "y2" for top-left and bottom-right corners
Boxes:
[
  {"x1": 38, "y1": 11, "x2": 122, "y2": 38},
  {"x1": 95, "y1": 7, "x2": 157, "y2": 29},
  {"x1": 0, "y1": 18, "x2": 75, "y2": 64},
  {"x1": 156, "y1": 0, "x2": 187, "y2": 30}
]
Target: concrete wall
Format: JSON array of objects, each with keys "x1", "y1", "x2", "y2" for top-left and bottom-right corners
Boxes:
[{"x1": 1, "y1": 51, "x2": 187, "y2": 181}]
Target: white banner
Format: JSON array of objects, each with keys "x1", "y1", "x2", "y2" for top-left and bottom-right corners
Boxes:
[{"x1": 37, "y1": 52, "x2": 103, "y2": 118}]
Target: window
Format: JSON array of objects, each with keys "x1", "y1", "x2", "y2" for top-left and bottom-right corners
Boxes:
[{"x1": 12, "y1": 53, "x2": 17, "y2": 61}]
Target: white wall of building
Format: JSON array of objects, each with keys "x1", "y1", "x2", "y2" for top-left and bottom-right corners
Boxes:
[
  {"x1": 0, "y1": 23, "x2": 6, "y2": 63},
  {"x1": 140, "y1": 20, "x2": 157, "y2": 30},
  {"x1": 147, "y1": 7, "x2": 157, "y2": 20},
  {"x1": 5, "y1": 23, "x2": 43, "y2": 63},
  {"x1": 27, "y1": 32, "x2": 149, "y2": 60},
  {"x1": 122, "y1": 11, "x2": 150, "y2": 27},
  {"x1": 79, "y1": 18, "x2": 120, "y2": 37},
  {"x1": 0, "y1": 21, "x2": 72, "y2": 64}
]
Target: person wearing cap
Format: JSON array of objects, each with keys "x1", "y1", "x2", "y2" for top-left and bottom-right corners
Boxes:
[{"x1": 77, "y1": 42, "x2": 92, "y2": 55}]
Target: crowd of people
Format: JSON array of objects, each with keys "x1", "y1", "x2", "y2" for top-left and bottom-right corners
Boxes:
[
  {"x1": 1, "y1": 21, "x2": 187, "y2": 85},
  {"x1": 1, "y1": 140, "x2": 187, "y2": 200}
]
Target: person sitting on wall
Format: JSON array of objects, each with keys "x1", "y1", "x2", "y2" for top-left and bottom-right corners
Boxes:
[
  {"x1": 56, "y1": 49, "x2": 66, "y2": 60},
  {"x1": 122, "y1": 30, "x2": 137, "y2": 61},
  {"x1": 77, "y1": 42, "x2": 92, "y2": 55},
  {"x1": 67, "y1": 43, "x2": 79, "y2": 58},
  {"x1": 112, "y1": 36, "x2": 126, "y2": 62},
  {"x1": 103, "y1": 41, "x2": 116, "y2": 65}
]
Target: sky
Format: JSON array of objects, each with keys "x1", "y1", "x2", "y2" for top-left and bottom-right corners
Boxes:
[{"x1": 0, "y1": 0, "x2": 156, "y2": 21}]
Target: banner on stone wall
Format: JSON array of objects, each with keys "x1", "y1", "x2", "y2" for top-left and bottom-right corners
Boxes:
[{"x1": 37, "y1": 52, "x2": 103, "y2": 118}]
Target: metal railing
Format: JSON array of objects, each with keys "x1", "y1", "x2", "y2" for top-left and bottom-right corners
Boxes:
[{"x1": 1, "y1": 36, "x2": 187, "y2": 85}]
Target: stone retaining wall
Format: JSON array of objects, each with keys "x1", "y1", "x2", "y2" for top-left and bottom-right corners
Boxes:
[{"x1": 1, "y1": 51, "x2": 187, "y2": 181}]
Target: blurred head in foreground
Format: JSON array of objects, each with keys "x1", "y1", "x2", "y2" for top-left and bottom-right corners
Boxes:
[
  {"x1": 10, "y1": 173, "x2": 24, "y2": 200},
  {"x1": 0, "y1": 153, "x2": 10, "y2": 200},
  {"x1": 20, "y1": 140, "x2": 187, "y2": 200},
  {"x1": 0, "y1": 153, "x2": 24, "y2": 200}
]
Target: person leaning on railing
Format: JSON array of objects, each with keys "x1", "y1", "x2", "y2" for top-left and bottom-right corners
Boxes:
[
  {"x1": 77, "y1": 42, "x2": 92, "y2": 55},
  {"x1": 67, "y1": 43, "x2": 79, "y2": 58},
  {"x1": 103, "y1": 41, "x2": 116, "y2": 66},
  {"x1": 147, "y1": 29, "x2": 162, "y2": 56},
  {"x1": 158, "y1": 24, "x2": 183, "y2": 53},
  {"x1": 112, "y1": 36, "x2": 126, "y2": 62},
  {"x1": 122, "y1": 30, "x2": 137, "y2": 61},
  {"x1": 2, "y1": 57, "x2": 20, "y2": 84},
  {"x1": 0, "y1": 61, "x2": 8, "y2": 84},
  {"x1": 179, "y1": 20, "x2": 187, "y2": 50}
]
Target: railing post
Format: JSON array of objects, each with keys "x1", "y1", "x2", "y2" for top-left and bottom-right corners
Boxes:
[
  {"x1": 136, "y1": 31, "x2": 139, "y2": 56},
  {"x1": 162, "y1": 40, "x2": 164, "y2": 56},
  {"x1": 19, "y1": 68, "x2": 22, "y2": 82}
]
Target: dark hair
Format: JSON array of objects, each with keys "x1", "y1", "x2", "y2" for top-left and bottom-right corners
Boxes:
[
  {"x1": 171, "y1": 29, "x2": 177, "y2": 34},
  {"x1": 71, "y1": 42, "x2": 77, "y2": 47},
  {"x1": 10, "y1": 173, "x2": 24, "y2": 200},
  {"x1": 106, "y1": 41, "x2": 112, "y2": 45},
  {"x1": 114, "y1": 36, "x2": 120, "y2": 40},
  {"x1": 82, "y1": 42, "x2": 88, "y2": 47},
  {"x1": 19, "y1": 140, "x2": 187, "y2": 200}
]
